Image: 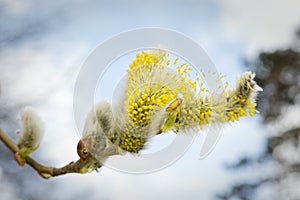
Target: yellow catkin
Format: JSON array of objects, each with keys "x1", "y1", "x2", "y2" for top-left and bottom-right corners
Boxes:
[
  {"x1": 116, "y1": 51, "x2": 261, "y2": 153},
  {"x1": 118, "y1": 51, "x2": 192, "y2": 152}
]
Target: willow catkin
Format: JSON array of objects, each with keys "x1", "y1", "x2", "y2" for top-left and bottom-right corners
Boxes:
[{"x1": 17, "y1": 106, "x2": 44, "y2": 157}]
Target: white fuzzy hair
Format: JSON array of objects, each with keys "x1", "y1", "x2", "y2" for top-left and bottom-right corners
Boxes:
[
  {"x1": 17, "y1": 106, "x2": 44, "y2": 154},
  {"x1": 82, "y1": 101, "x2": 117, "y2": 158}
]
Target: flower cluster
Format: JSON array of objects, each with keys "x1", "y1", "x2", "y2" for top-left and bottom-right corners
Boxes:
[
  {"x1": 80, "y1": 50, "x2": 263, "y2": 162},
  {"x1": 113, "y1": 51, "x2": 261, "y2": 153},
  {"x1": 117, "y1": 51, "x2": 192, "y2": 152}
]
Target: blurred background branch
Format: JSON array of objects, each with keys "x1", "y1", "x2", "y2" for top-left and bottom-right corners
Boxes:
[{"x1": 217, "y1": 27, "x2": 300, "y2": 200}]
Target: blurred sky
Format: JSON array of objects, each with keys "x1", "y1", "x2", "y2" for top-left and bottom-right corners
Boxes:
[{"x1": 1, "y1": 0, "x2": 300, "y2": 199}]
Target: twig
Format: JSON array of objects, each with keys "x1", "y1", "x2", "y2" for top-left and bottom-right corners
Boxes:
[{"x1": 0, "y1": 128, "x2": 95, "y2": 179}]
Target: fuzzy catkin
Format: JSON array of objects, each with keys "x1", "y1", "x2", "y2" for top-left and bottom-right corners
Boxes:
[
  {"x1": 80, "y1": 51, "x2": 263, "y2": 156},
  {"x1": 17, "y1": 106, "x2": 44, "y2": 156}
]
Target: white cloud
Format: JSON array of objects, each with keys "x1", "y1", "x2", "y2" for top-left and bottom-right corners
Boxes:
[
  {"x1": 220, "y1": 0, "x2": 300, "y2": 56},
  {"x1": 0, "y1": 169, "x2": 21, "y2": 200},
  {"x1": 267, "y1": 103, "x2": 300, "y2": 136},
  {"x1": 0, "y1": 0, "x2": 31, "y2": 15}
]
